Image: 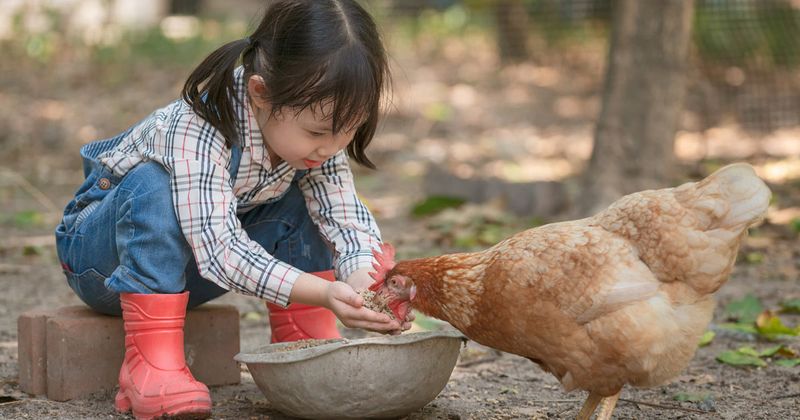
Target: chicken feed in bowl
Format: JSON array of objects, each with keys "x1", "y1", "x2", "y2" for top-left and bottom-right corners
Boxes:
[{"x1": 235, "y1": 330, "x2": 465, "y2": 419}]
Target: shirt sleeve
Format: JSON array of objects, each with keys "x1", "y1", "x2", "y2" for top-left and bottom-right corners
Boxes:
[
  {"x1": 299, "y1": 150, "x2": 382, "y2": 281},
  {"x1": 154, "y1": 112, "x2": 302, "y2": 306}
]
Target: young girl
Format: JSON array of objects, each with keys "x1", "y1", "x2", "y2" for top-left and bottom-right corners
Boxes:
[{"x1": 54, "y1": 1, "x2": 410, "y2": 418}]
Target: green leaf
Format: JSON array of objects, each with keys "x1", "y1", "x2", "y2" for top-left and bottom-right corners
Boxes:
[
  {"x1": 717, "y1": 322, "x2": 758, "y2": 335},
  {"x1": 527, "y1": 216, "x2": 547, "y2": 228},
  {"x1": 411, "y1": 196, "x2": 466, "y2": 217},
  {"x1": 477, "y1": 224, "x2": 507, "y2": 245},
  {"x1": 775, "y1": 359, "x2": 800, "y2": 367},
  {"x1": 757, "y1": 345, "x2": 797, "y2": 358},
  {"x1": 423, "y1": 102, "x2": 453, "y2": 122},
  {"x1": 412, "y1": 312, "x2": 446, "y2": 331},
  {"x1": 724, "y1": 295, "x2": 763, "y2": 324},
  {"x1": 13, "y1": 210, "x2": 44, "y2": 228},
  {"x1": 22, "y1": 245, "x2": 42, "y2": 256},
  {"x1": 780, "y1": 299, "x2": 800, "y2": 314},
  {"x1": 673, "y1": 392, "x2": 711, "y2": 403},
  {"x1": 736, "y1": 346, "x2": 760, "y2": 357},
  {"x1": 744, "y1": 252, "x2": 764, "y2": 264},
  {"x1": 716, "y1": 350, "x2": 767, "y2": 367},
  {"x1": 790, "y1": 217, "x2": 800, "y2": 234},
  {"x1": 698, "y1": 331, "x2": 715, "y2": 347},
  {"x1": 453, "y1": 233, "x2": 480, "y2": 249},
  {"x1": 242, "y1": 311, "x2": 262, "y2": 321},
  {"x1": 755, "y1": 311, "x2": 799, "y2": 340}
]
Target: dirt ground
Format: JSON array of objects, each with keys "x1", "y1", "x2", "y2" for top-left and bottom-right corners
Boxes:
[
  {"x1": 1, "y1": 189, "x2": 799, "y2": 420},
  {"x1": 1, "y1": 23, "x2": 800, "y2": 420}
]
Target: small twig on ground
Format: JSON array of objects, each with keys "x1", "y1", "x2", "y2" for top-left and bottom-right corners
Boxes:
[
  {"x1": 0, "y1": 263, "x2": 32, "y2": 274},
  {"x1": 457, "y1": 355, "x2": 502, "y2": 368},
  {"x1": 619, "y1": 398, "x2": 709, "y2": 414},
  {"x1": 530, "y1": 399, "x2": 582, "y2": 403},
  {"x1": 457, "y1": 349, "x2": 504, "y2": 368},
  {"x1": 0, "y1": 235, "x2": 55, "y2": 250},
  {"x1": 556, "y1": 406, "x2": 574, "y2": 417},
  {"x1": 1, "y1": 169, "x2": 59, "y2": 214},
  {"x1": 0, "y1": 397, "x2": 85, "y2": 410},
  {"x1": 772, "y1": 392, "x2": 800, "y2": 400},
  {"x1": 0, "y1": 399, "x2": 25, "y2": 407}
]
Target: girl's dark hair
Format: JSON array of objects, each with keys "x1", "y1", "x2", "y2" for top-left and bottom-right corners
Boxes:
[{"x1": 182, "y1": 0, "x2": 390, "y2": 169}]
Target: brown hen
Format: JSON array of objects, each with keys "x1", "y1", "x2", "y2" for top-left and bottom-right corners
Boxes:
[{"x1": 369, "y1": 163, "x2": 771, "y2": 419}]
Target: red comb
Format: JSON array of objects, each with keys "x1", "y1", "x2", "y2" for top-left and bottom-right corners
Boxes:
[{"x1": 368, "y1": 243, "x2": 396, "y2": 291}]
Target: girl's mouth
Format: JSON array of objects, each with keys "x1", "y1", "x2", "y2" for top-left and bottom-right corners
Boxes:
[{"x1": 303, "y1": 159, "x2": 323, "y2": 168}]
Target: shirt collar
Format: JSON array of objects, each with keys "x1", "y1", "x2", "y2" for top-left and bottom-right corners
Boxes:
[{"x1": 233, "y1": 66, "x2": 267, "y2": 166}]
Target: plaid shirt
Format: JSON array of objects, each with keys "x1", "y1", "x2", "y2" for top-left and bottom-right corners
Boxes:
[{"x1": 96, "y1": 67, "x2": 382, "y2": 306}]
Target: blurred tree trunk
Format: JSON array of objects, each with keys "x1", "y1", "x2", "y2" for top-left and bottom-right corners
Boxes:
[
  {"x1": 495, "y1": 0, "x2": 529, "y2": 62},
  {"x1": 578, "y1": 0, "x2": 694, "y2": 215}
]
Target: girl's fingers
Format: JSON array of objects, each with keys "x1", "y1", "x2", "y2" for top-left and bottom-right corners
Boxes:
[
  {"x1": 348, "y1": 319, "x2": 401, "y2": 332},
  {"x1": 338, "y1": 306, "x2": 393, "y2": 324},
  {"x1": 349, "y1": 293, "x2": 363, "y2": 308},
  {"x1": 330, "y1": 282, "x2": 363, "y2": 308}
]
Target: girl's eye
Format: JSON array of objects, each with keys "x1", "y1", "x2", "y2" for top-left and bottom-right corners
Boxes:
[{"x1": 307, "y1": 130, "x2": 326, "y2": 137}]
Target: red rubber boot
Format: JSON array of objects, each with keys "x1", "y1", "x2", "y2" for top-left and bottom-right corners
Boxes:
[
  {"x1": 114, "y1": 292, "x2": 212, "y2": 420},
  {"x1": 266, "y1": 270, "x2": 342, "y2": 343}
]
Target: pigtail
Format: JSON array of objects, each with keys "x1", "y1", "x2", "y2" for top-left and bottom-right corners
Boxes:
[{"x1": 181, "y1": 38, "x2": 251, "y2": 148}]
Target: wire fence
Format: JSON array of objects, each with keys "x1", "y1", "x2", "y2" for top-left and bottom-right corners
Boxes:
[
  {"x1": 2, "y1": 0, "x2": 798, "y2": 133},
  {"x1": 383, "y1": 0, "x2": 800, "y2": 132}
]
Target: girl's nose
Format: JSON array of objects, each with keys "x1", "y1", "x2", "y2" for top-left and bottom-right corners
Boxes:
[{"x1": 316, "y1": 143, "x2": 337, "y2": 159}]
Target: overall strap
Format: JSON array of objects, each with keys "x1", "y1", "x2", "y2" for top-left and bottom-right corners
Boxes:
[
  {"x1": 78, "y1": 125, "x2": 136, "y2": 178},
  {"x1": 228, "y1": 143, "x2": 243, "y2": 180},
  {"x1": 293, "y1": 169, "x2": 308, "y2": 182},
  {"x1": 227, "y1": 144, "x2": 308, "y2": 183}
]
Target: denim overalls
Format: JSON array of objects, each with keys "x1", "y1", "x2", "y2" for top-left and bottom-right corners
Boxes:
[{"x1": 55, "y1": 129, "x2": 333, "y2": 316}]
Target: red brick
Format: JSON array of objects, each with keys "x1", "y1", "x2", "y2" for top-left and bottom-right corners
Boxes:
[
  {"x1": 17, "y1": 304, "x2": 241, "y2": 401},
  {"x1": 45, "y1": 308, "x2": 124, "y2": 401},
  {"x1": 184, "y1": 305, "x2": 242, "y2": 387},
  {"x1": 17, "y1": 310, "x2": 48, "y2": 396},
  {"x1": 18, "y1": 306, "x2": 87, "y2": 396}
]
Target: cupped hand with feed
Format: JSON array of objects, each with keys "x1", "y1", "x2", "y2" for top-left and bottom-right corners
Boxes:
[
  {"x1": 325, "y1": 281, "x2": 402, "y2": 333},
  {"x1": 346, "y1": 267, "x2": 415, "y2": 335}
]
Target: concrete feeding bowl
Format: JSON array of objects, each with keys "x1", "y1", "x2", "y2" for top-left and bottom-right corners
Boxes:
[{"x1": 235, "y1": 330, "x2": 465, "y2": 419}]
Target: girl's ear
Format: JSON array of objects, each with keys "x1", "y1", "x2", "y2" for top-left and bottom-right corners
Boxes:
[{"x1": 247, "y1": 74, "x2": 271, "y2": 111}]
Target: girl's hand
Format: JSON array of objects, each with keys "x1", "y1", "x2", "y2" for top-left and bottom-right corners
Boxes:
[
  {"x1": 346, "y1": 268, "x2": 416, "y2": 335},
  {"x1": 344, "y1": 267, "x2": 376, "y2": 291},
  {"x1": 325, "y1": 281, "x2": 401, "y2": 333}
]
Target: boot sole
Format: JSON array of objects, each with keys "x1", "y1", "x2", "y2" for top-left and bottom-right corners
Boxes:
[{"x1": 116, "y1": 391, "x2": 212, "y2": 420}]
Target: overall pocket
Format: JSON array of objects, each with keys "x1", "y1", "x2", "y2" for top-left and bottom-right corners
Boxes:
[
  {"x1": 59, "y1": 168, "x2": 120, "y2": 235},
  {"x1": 63, "y1": 267, "x2": 121, "y2": 315}
]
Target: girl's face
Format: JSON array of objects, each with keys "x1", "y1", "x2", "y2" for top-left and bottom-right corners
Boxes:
[
  {"x1": 247, "y1": 75, "x2": 358, "y2": 169},
  {"x1": 260, "y1": 105, "x2": 357, "y2": 169}
]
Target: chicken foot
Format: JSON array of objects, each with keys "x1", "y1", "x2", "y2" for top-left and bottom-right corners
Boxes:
[{"x1": 576, "y1": 389, "x2": 621, "y2": 420}]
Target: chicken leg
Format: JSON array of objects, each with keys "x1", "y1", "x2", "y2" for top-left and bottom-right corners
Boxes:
[
  {"x1": 595, "y1": 391, "x2": 621, "y2": 420},
  {"x1": 576, "y1": 389, "x2": 621, "y2": 420},
  {"x1": 576, "y1": 392, "x2": 602, "y2": 420}
]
